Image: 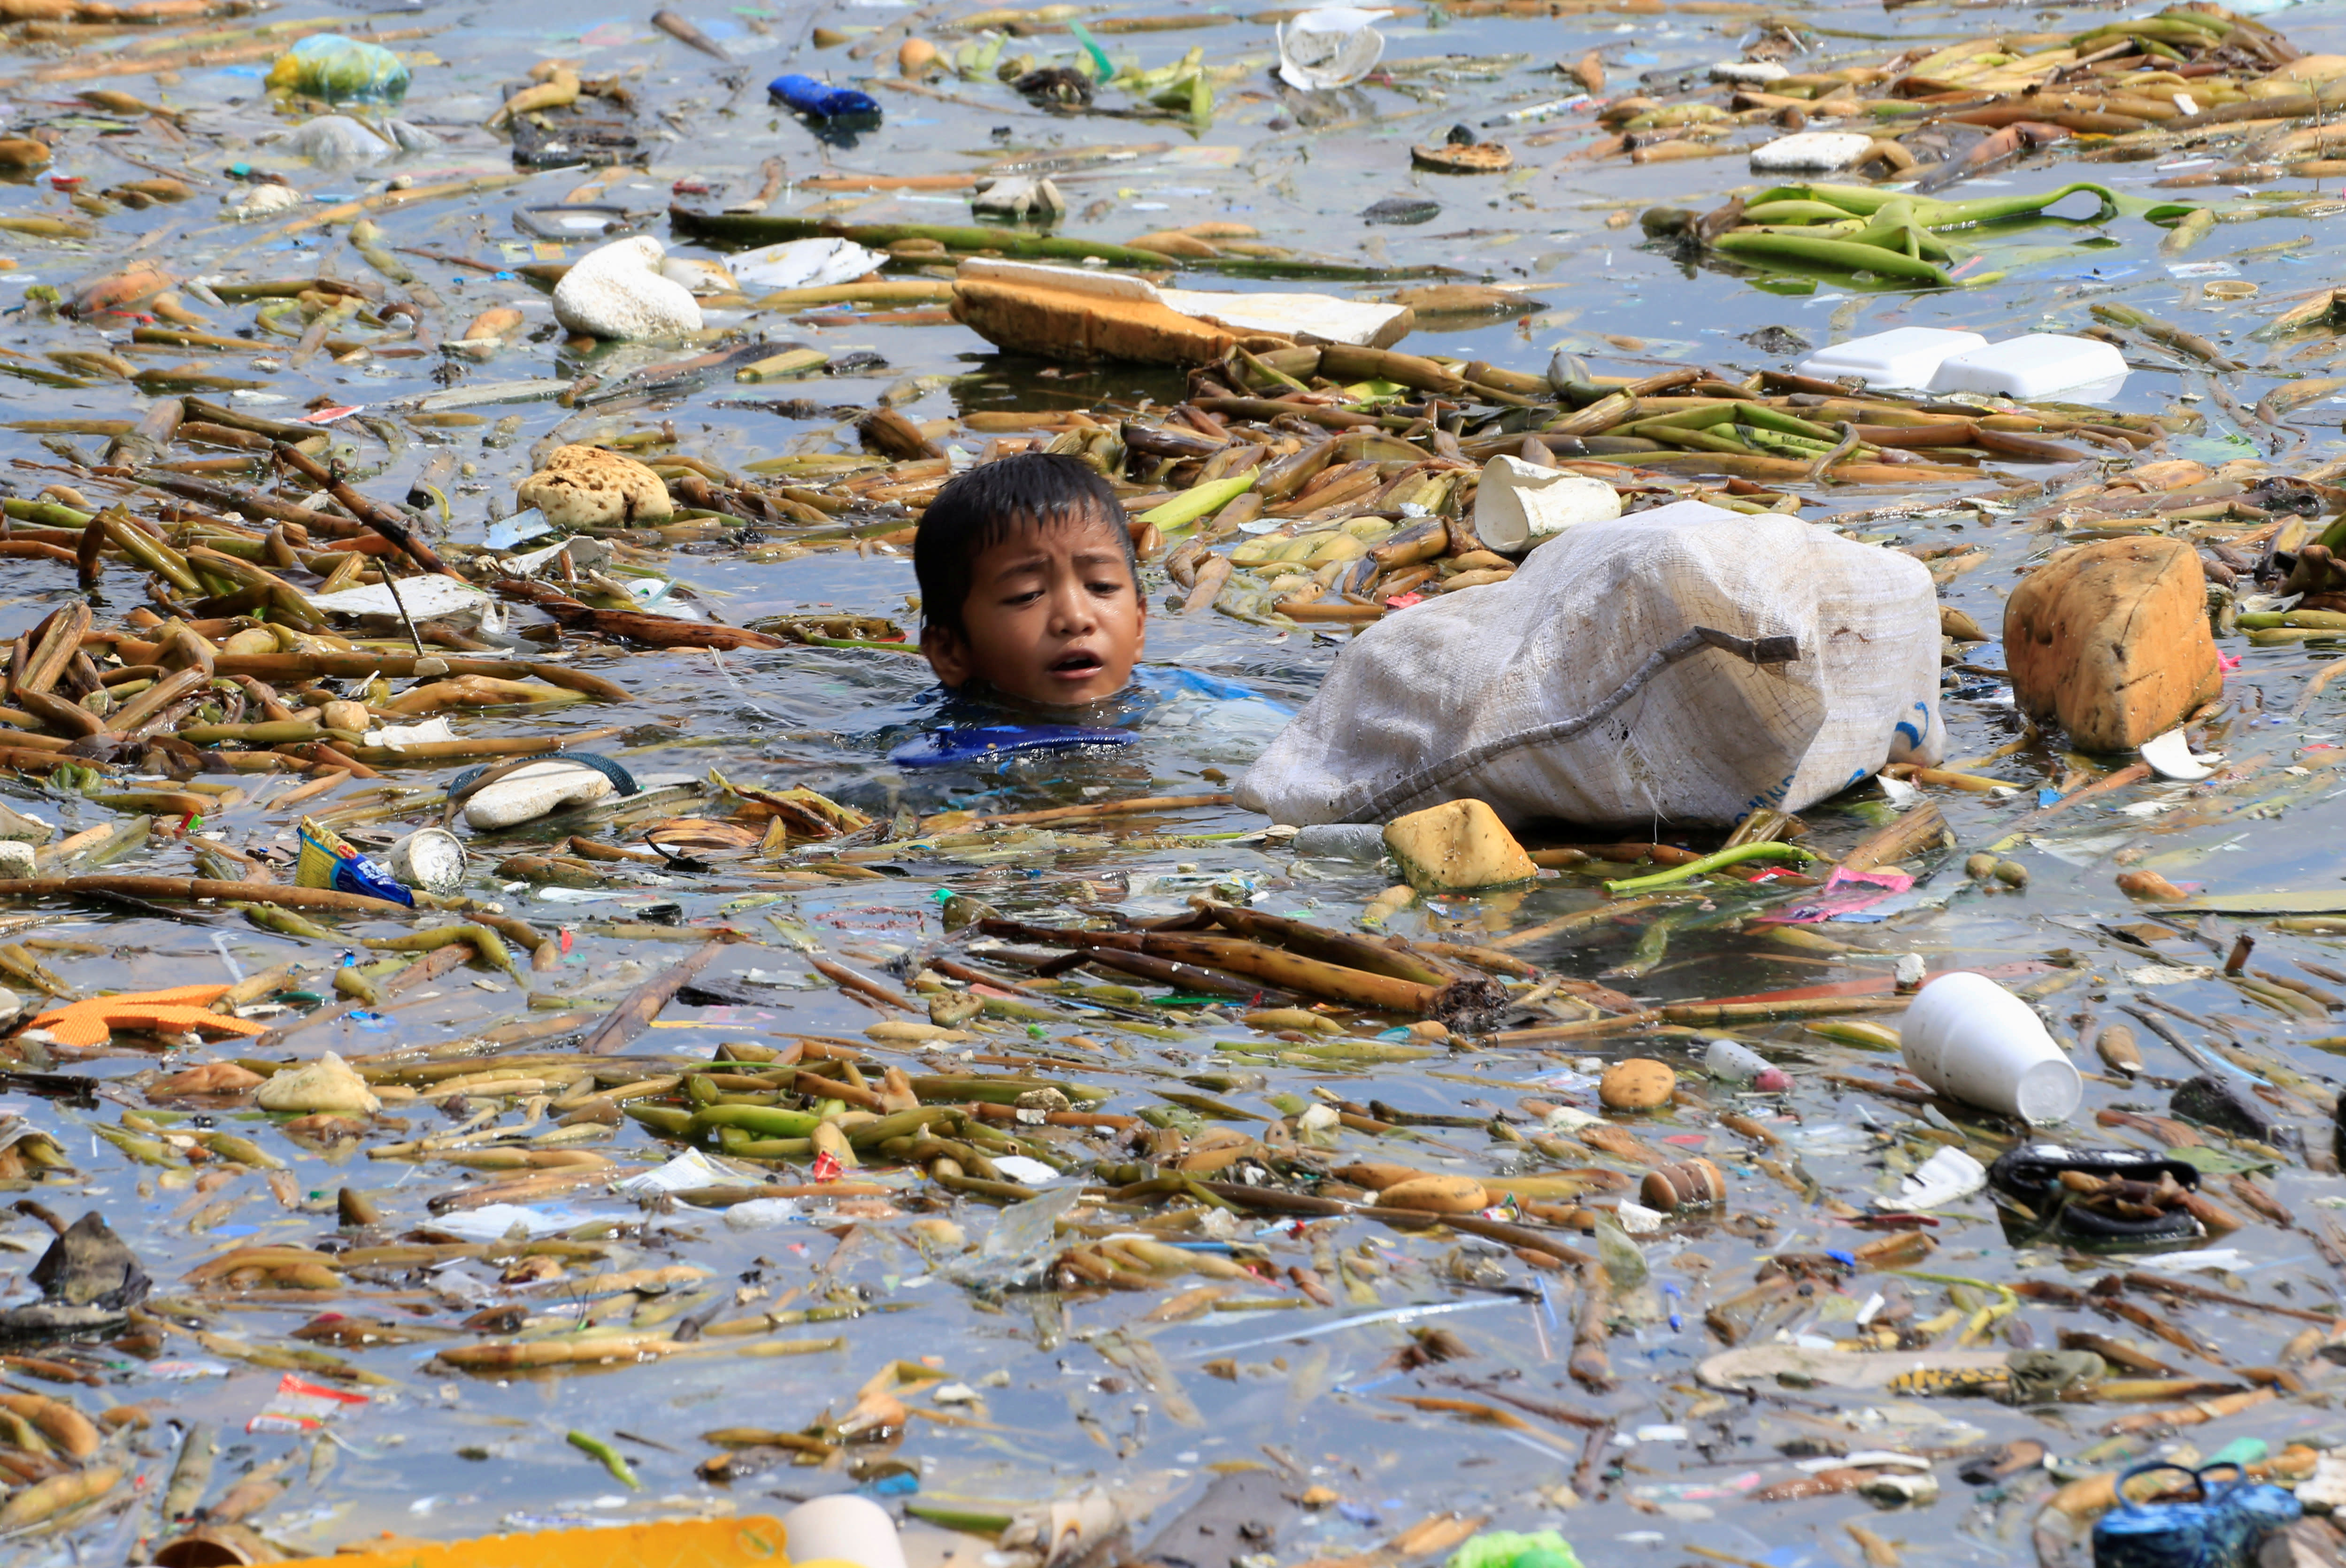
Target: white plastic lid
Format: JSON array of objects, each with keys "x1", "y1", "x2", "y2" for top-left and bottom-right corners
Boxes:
[
  {"x1": 1927, "y1": 333, "x2": 2129, "y2": 401},
  {"x1": 2014, "y1": 1057, "x2": 2085, "y2": 1125},
  {"x1": 1795, "y1": 327, "x2": 1989, "y2": 390}
]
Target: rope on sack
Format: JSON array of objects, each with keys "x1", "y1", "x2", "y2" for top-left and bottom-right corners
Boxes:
[{"x1": 1327, "y1": 626, "x2": 1801, "y2": 824}]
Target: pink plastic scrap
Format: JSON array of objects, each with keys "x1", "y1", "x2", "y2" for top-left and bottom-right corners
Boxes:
[{"x1": 1761, "y1": 867, "x2": 1915, "y2": 926}]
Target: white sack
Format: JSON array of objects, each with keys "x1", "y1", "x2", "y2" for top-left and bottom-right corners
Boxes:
[{"x1": 1236, "y1": 500, "x2": 1944, "y2": 829}]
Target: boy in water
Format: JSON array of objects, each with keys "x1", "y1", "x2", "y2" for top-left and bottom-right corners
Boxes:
[{"x1": 914, "y1": 452, "x2": 1146, "y2": 708}]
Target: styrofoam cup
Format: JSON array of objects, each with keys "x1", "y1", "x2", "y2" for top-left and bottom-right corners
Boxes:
[
  {"x1": 386, "y1": 828, "x2": 467, "y2": 895},
  {"x1": 1898, "y1": 970, "x2": 2081, "y2": 1123},
  {"x1": 782, "y1": 1495, "x2": 907, "y2": 1568},
  {"x1": 1473, "y1": 454, "x2": 1621, "y2": 553}
]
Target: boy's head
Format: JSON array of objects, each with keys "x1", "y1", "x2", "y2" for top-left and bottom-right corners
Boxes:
[{"x1": 914, "y1": 451, "x2": 1146, "y2": 707}]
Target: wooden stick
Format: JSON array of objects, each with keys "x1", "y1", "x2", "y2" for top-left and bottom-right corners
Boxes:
[
  {"x1": 212, "y1": 652, "x2": 628, "y2": 702},
  {"x1": 1839, "y1": 799, "x2": 1948, "y2": 874},
  {"x1": 0, "y1": 875, "x2": 410, "y2": 915},
  {"x1": 576, "y1": 939, "x2": 734, "y2": 1054},
  {"x1": 1986, "y1": 762, "x2": 2153, "y2": 849},
  {"x1": 975, "y1": 792, "x2": 1233, "y2": 827},
  {"x1": 272, "y1": 442, "x2": 454, "y2": 578}
]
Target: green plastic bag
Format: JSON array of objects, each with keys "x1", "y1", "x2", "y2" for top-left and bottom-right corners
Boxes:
[
  {"x1": 1448, "y1": 1531, "x2": 1583, "y2": 1568},
  {"x1": 266, "y1": 35, "x2": 411, "y2": 102}
]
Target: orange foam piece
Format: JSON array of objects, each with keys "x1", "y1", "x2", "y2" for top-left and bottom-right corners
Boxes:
[{"x1": 31, "y1": 984, "x2": 266, "y2": 1047}]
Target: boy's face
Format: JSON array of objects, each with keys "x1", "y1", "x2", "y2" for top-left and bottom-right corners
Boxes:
[{"x1": 921, "y1": 514, "x2": 1146, "y2": 707}]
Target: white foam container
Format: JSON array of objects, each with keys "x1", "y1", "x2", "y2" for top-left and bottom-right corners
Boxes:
[
  {"x1": 1927, "y1": 333, "x2": 2129, "y2": 401},
  {"x1": 1795, "y1": 327, "x2": 1988, "y2": 390},
  {"x1": 1749, "y1": 131, "x2": 1875, "y2": 172},
  {"x1": 1710, "y1": 60, "x2": 1787, "y2": 84}
]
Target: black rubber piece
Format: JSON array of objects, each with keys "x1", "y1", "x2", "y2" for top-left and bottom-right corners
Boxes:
[
  {"x1": 1987, "y1": 1143, "x2": 2205, "y2": 1254},
  {"x1": 1987, "y1": 1143, "x2": 2199, "y2": 1208}
]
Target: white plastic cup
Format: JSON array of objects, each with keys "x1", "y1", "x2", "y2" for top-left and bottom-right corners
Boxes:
[
  {"x1": 1472, "y1": 454, "x2": 1622, "y2": 553},
  {"x1": 782, "y1": 1495, "x2": 907, "y2": 1568},
  {"x1": 1899, "y1": 971, "x2": 2081, "y2": 1124},
  {"x1": 386, "y1": 828, "x2": 467, "y2": 895}
]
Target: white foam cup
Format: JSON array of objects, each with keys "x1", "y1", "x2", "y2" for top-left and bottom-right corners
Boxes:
[
  {"x1": 1899, "y1": 970, "x2": 2081, "y2": 1123},
  {"x1": 1472, "y1": 454, "x2": 1621, "y2": 552},
  {"x1": 386, "y1": 828, "x2": 467, "y2": 894}
]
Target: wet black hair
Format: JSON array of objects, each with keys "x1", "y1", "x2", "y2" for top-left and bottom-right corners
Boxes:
[{"x1": 913, "y1": 451, "x2": 1137, "y2": 638}]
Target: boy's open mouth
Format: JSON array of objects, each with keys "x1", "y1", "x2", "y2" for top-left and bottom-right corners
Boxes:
[{"x1": 1049, "y1": 651, "x2": 1104, "y2": 677}]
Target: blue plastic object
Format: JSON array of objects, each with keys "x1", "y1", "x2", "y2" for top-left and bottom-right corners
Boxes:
[
  {"x1": 769, "y1": 74, "x2": 881, "y2": 119},
  {"x1": 888, "y1": 724, "x2": 1134, "y2": 769},
  {"x1": 1142, "y1": 667, "x2": 1267, "y2": 702},
  {"x1": 2092, "y1": 1462, "x2": 2302, "y2": 1568},
  {"x1": 296, "y1": 822, "x2": 413, "y2": 908}
]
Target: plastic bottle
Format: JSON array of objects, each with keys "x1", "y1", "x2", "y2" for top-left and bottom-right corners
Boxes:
[
  {"x1": 1703, "y1": 1038, "x2": 1791, "y2": 1091},
  {"x1": 1292, "y1": 823, "x2": 1387, "y2": 861}
]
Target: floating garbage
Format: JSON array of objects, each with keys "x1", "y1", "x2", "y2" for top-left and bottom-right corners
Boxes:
[
  {"x1": 385, "y1": 827, "x2": 468, "y2": 895},
  {"x1": 1749, "y1": 130, "x2": 1878, "y2": 174},
  {"x1": 949, "y1": 256, "x2": 1413, "y2": 364},
  {"x1": 1899, "y1": 971, "x2": 2082, "y2": 1123},
  {"x1": 266, "y1": 34, "x2": 411, "y2": 101},
  {"x1": 727, "y1": 237, "x2": 884, "y2": 293},
  {"x1": 454, "y1": 754, "x2": 640, "y2": 830},
  {"x1": 0, "y1": 0, "x2": 2343, "y2": 1559},
  {"x1": 1470, "y1": 454, "x2": 1620, "y2": 552},
  {"x1": 283, "y1": 115, "x2": 393, "y2": 162},
  {"x1": 1795, "y1": 327, "x2": 1988, "y2": 390},
  {"x1": 1930, "y1": 332, "x2": 2131, "y2": 400},
  {"x1": 2093, "y1": 1463, "x2": 2302, "y2": 1568},
  {"x1": 551, "y1": 235, "x2": 704, "y2": 340},
  {"x1": 295, "y1": 818, "x2": 415, "y2": 907},
  {"x1": 1239, "y1": 500, "x2": 1944, "y2": 828},
  {"x1": 1275, "y1": 7, "x2": 1389, "y2": 92},
  {"x1": 768, "y1": 73, "x2": 881, "y2": 120}
]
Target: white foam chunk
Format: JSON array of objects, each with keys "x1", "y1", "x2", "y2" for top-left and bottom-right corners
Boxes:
[
  {"x1": 1749, "y1": 131, "x2": 1875, "y2": 172},
  {"x1": 1796, "y1": 327, "x2": 1989, "y2": 390},
  {"x1": 1927, "y1": 333, "x2": 2129, "y2": 401}
]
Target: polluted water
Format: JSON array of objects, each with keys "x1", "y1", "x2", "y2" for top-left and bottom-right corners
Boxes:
[{"x1": 11, "y1": 0, "x2": 2346, "y2": 1566}]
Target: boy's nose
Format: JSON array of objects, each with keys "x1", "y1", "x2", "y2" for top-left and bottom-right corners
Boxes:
[{"x1": 1046, "y1": 580, "x2": 1096, "y2": 631}]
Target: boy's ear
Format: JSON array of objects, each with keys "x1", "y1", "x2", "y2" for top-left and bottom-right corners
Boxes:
[{"x1": 920, "y1": 624, "x2": 974, "y2": 688}]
